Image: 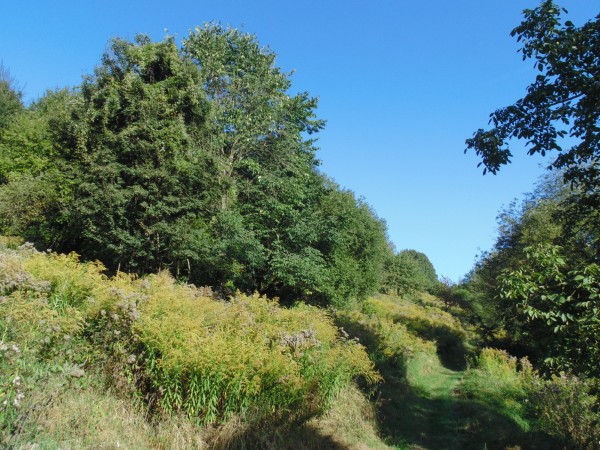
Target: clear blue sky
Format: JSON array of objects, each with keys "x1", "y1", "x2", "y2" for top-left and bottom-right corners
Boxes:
[{"x1": 2, "y1": 1, "x2": 597, "y2": 281}]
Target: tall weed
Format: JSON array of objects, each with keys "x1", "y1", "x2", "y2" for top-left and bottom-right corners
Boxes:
[
  {"x1": 0, "y1": 242, "x2": 379, "y2": 442},
  {"x1": 528, "y1": 374, "x2": 600, "y2": 449},
  {"x1": 459, "y1": 348, "x2": 532, "y2": 430},
  {"x1": 135, "y1": 274, "x2": 379, "y2": 424}
]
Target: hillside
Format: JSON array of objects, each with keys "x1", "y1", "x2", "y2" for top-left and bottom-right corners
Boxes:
[
  {"x1": 3, "y1": 239, "x2": 596, "y2": 449},
  {"x1": 1, "y1": 5, "x2": 599, "y2": 448}
]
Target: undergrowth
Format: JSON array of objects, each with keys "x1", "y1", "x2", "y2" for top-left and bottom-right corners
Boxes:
[
  {"x1": 458, "y1": 347, "x2": 600, "y2": 449},
  {"x1": 0, "y1": 240, "x2": 380, "y2": 447}
]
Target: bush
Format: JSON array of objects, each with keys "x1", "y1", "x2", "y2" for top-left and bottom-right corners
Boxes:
[
  {"x1": 0, "y1": 242, "x2": 379, "y2": 433},
  {"x1": 0, "y1": 245, "x2": 89, "y2": 446},
  {"x1": 528, "y1": 374, "x2": 600, "y2": 449},
  {"x1": 459, "y1": 347, "x2": 600, "y2": 449},
  {"x1": 134, "y1": 275, "x2": 379, "y2": 424},
  {"x1": 459, "y1": 348, "x2": 533, "y2": 430}
]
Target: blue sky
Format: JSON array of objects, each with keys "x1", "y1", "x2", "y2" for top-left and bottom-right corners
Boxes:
[{"x1": 2, "y1": 1, "x2": 597, "y2": 281}]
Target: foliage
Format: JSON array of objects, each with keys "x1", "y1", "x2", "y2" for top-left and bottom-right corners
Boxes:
[
  {"x1": 382, "y1": 249, "x2": 438, "y2": 296},
  {"x1": 0, "y1": 28, "x2": 390, "y2": 308},
  {"x1": 458, "y1": 172, "x2": 598, "y2": 362},
  {"x1": 528, "y1": 373, "x2": 600, "y2": 449},
  {"x1": 0, "y1": 242, "x2": 378, "y2": 440},
  {"x1": 466, "y1": 1, "x2": 600, "y2": 202},
  {"x1": 364, "y1": 294, "x2": 468, "y2": 366},
  {"x1": 459, "y1": 347, "x2": 600, "y2": 449},
  {"x1": 135, "y1": 279, "x2": 379, "y2": 424},
  {"x1": 0, "y1": 64, "x2": 23, "y2": 132},
  {"x1": 498, "y1": 243, "x2": 600, "y2": 376},
  {"x1": 459, "y1": 348, "x2": 535, "y2": 431}
]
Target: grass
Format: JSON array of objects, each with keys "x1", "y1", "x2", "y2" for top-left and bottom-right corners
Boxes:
[
  {"x1": 0, "y1": 240, "x2": 383, "y2": 448},
  {"x1": 2, "y1": 241, "x2": 596, "y2": 449},
  {"x1": 335, "y1": 295, "x2": 568, "y2": 450}
]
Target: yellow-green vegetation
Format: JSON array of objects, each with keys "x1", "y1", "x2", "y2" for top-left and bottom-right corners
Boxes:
[
  {"x1": 459, "y1": 348, "x2": 534, "y2": 431},
  {"x1": 4, "y1": 240, "x2": 598, "y2": 449},
  {"x1": 135, "y1": 275, "x2": 379, "y2": 424},
  {"x1": 336, "y1": 293, "x2": 472, "y2": 448},
  {"x1": 0, "y1": 240, "x2": 379, "y2": 447},
  {"x1": 458, "y1": 347, "x2": 600, "y2": 449},
  {"x1": 336, "y1": 302, "x2": 433, "y2": 379},
  {"x1": 361, "y1": 293, "x2": 469, "y2": 370}
]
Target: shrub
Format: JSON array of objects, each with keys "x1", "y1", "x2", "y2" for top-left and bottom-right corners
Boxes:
[
  {"x1": 528, "y1": 374, "x2": 600, "y2": 449},
  {"x1": 459, "y1": 348, "x2": 533, "y2": 430},
  {"x1": 0, "y1": 242, "x2": 379, "y2": 437},
  {"x1": 134, "y1": 274, "x2": 379, "y2": 424},
  {"x1": 0, "y1": 246, "x2": 88, "y2": 446}
]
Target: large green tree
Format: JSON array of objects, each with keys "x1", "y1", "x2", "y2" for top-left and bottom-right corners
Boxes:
[
  {"x1": 49, "y1": 35, "x2": 213, "y2": 272},
  {"x1": 381, "y1": 249, "x2": 438, "y2": 296},
  {"x1": 466, "y1": 1, "x2": 600, "y2": 200},
  {"x1": 0, "y1": 28, "x2": 390, "y2": 307},
  {"x1": 499, "y1": 243, "x2": 600, "y2": 376}
]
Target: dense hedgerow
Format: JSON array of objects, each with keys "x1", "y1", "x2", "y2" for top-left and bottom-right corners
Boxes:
[{"x1": 0, "y1": 240, "x2": 378, "y2": 443}]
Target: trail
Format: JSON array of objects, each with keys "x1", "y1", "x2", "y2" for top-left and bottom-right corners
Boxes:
[
  {"x1": 376, "y1": 352, "x2": 539, "y2": 450},
  {"x1": 377, "y1": 352, "x2": 465, "y2": 450}
]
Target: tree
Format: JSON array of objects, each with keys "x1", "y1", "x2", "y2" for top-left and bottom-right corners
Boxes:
[
  {"x1": 466, "y1": 1, "x2": 600, "y2": 200},
  {"x1": 499, "y1": 244, "x2": 600, "y2": 376},
  {"x1": 315, "y1": 183, "x2": 390, "y2": 306},
  {"x1": 0, "y1": 28, "x2": 392, "y2": 307},
  {"x1": 182, "y1": 24, "x2": 324, "y2": 211},
  {"x1": 0, "y1": 63, "x2": 23, "y2": 132},
  {"x1": 45, "y1": 35, "x2": 214, "y2": 272},
  {"x1": 459, "y1": 171, "x2": 599, "y2": 363},
  {"x1": 381, "y1": 249, "x2": 438, "y2": 296}
]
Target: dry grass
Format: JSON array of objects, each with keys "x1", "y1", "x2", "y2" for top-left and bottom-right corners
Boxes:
[
  {"x1": 311, "y1": 383, "x2": 390, "y2": 450},
  {"x1": 12, "y1": 385, "x2": 209, "y2": 450}
]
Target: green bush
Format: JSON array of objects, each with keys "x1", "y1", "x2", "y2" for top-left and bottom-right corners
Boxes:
[
  {"x1": 459, "y1": 347, "x2": 600, "y2": 449},
  {"x1": 459, "y1": 348, "x2": 533, "y2": 430},
  {"x1": 528, "y1": 374, "x2": 600, "y2": 449},
  {"x1": 0, "y1": 245, "x2": 89, "y2": 446}
]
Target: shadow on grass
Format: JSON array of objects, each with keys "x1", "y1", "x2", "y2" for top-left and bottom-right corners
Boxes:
[
  {"x1": 376, "y1": 375, "x2": 557, "y2": 450},
  {"x1": 209, "y1": 420, "x2": 350, "y2": 449},
  {"x1": 436, "y1": 337, "x2": 468, "y2": 372},
  {"x1": 398, "y1": 316, "x2": 469, "y2": 372},
  {"x1": 335, "y1": 314, "x2": 559, "y2": 450}
]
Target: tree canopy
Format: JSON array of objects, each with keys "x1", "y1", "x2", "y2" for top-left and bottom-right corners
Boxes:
[
  {"x1": 0, "y1": 27, "x2": 392, "y2": 307},
  {"x1": 0, "y1": 64, "x2": 23, "y2": 132},
  {"x1": 381, "y1": 249, "x2": 438, "y2": 296},
  {"x1": 466, "y1": 1, "x2": 600, "y2": 201}
]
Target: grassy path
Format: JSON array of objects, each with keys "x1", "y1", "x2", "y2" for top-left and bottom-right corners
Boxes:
[
  {"x1": 377, "y1": 352, "x2": 465, "y2": 450},
  {"x1": 376, "y1": 352, "x2": 543, "y2": 450}
]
